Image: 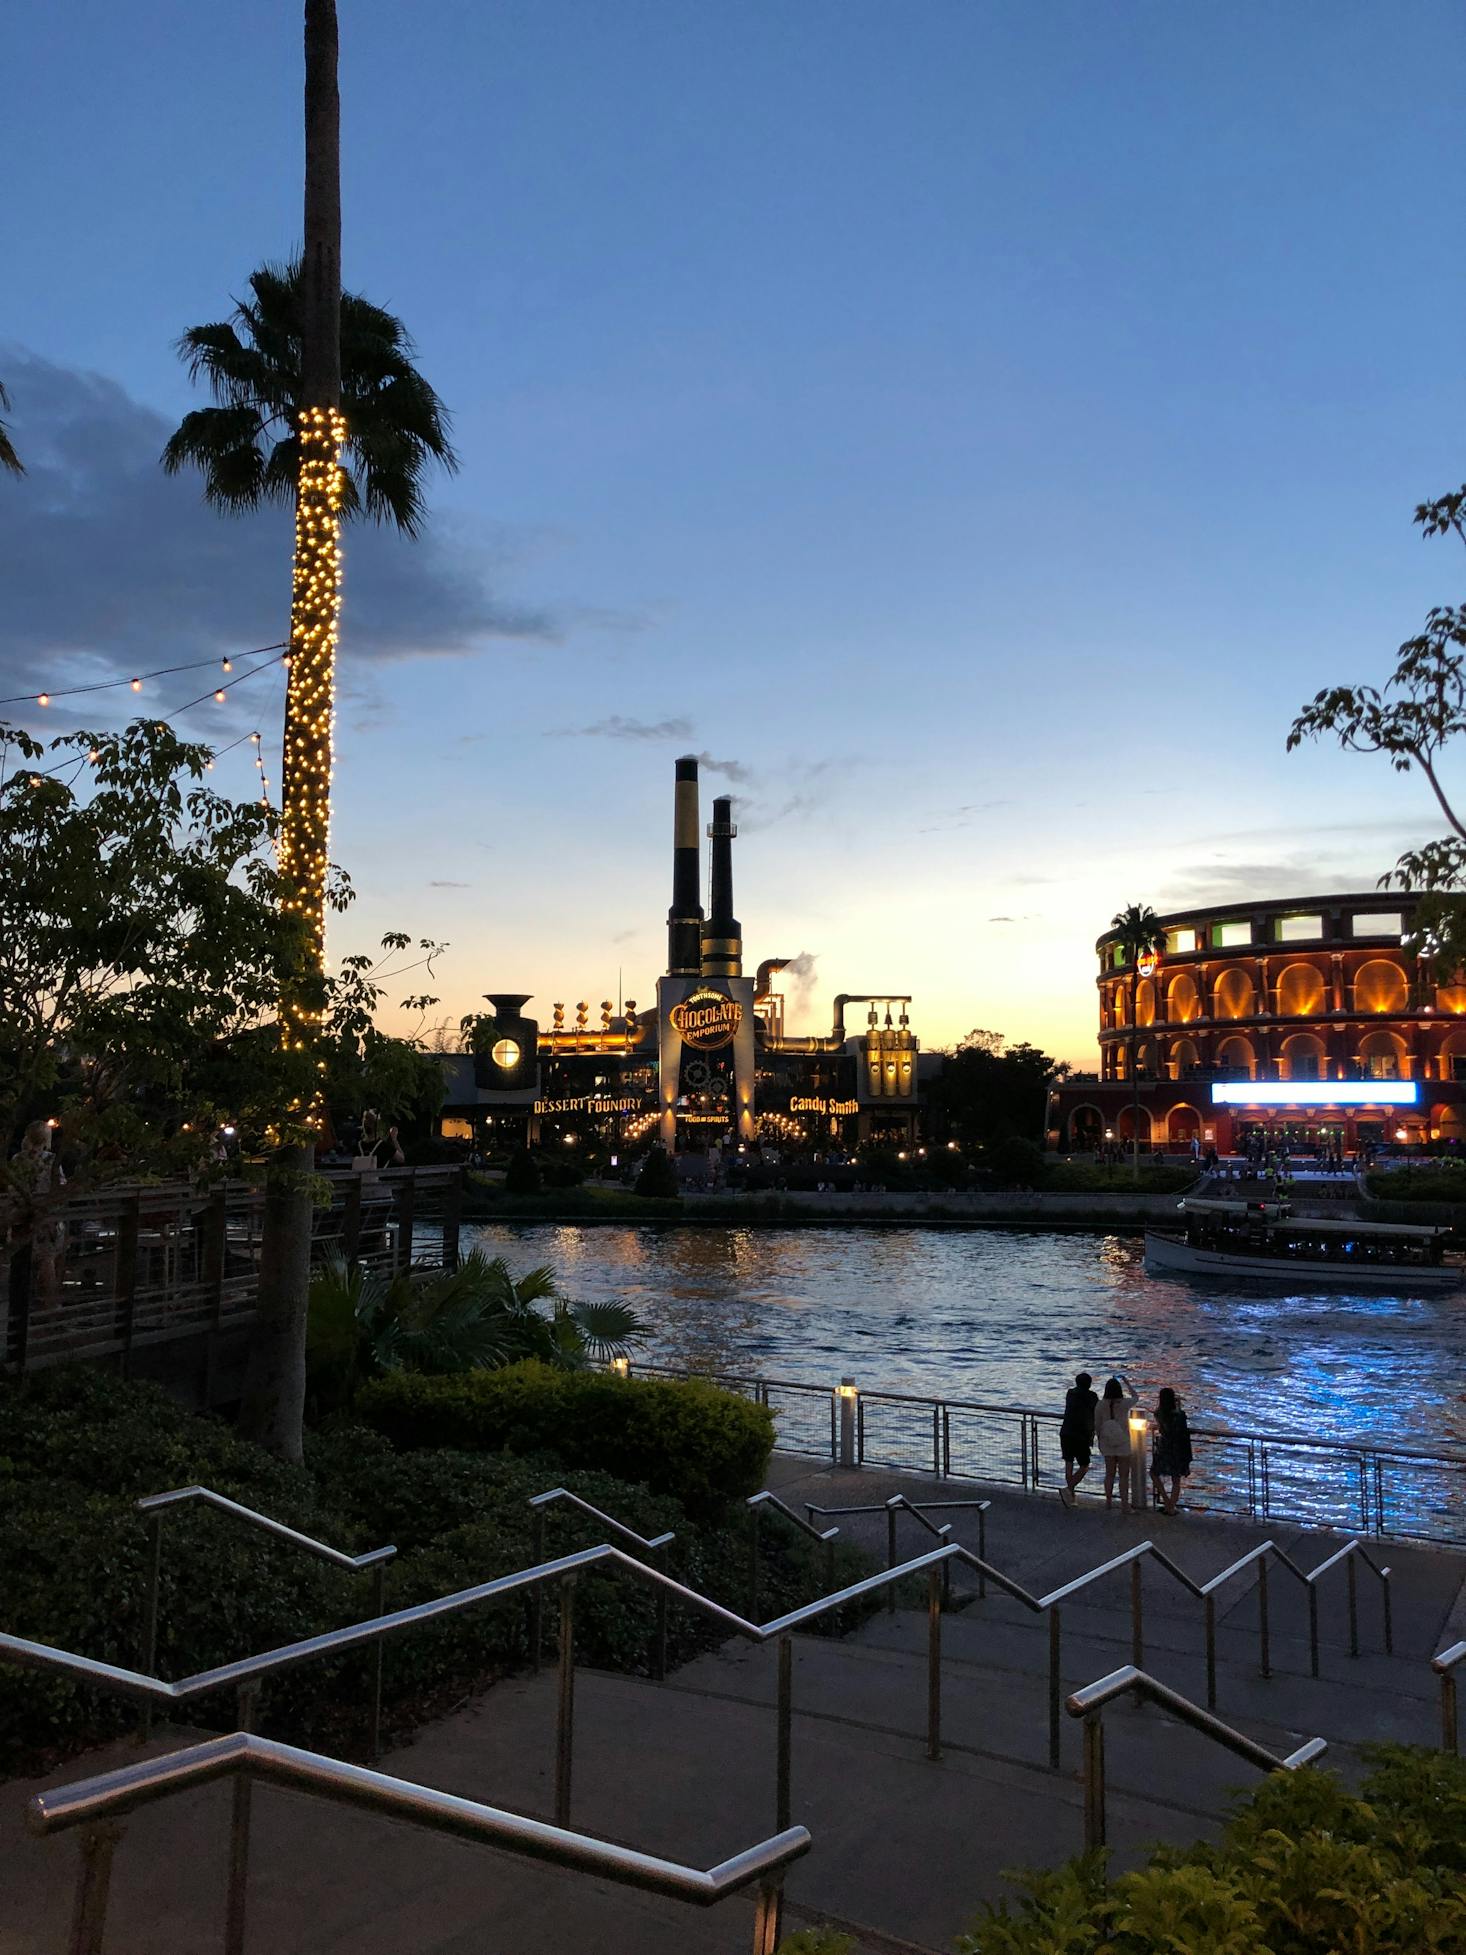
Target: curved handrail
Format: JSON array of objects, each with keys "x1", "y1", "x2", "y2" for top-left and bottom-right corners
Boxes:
[
  {"x1": 136, "y1": 1486, "x2": 397, "y2": 1572},
  {"x1": 28, "y1": 1731, "x2": 811, "y2": 1955},
  {"x1": 1432, "y1": 1638, "x2": 1466, "y2": 1753},
  {"x1": 1065, "y1": 1662, "x2": 1327, "y2": 1851},
  {"x1": 528, "y1": 1487, "x2": 675, "y2": 1555}
]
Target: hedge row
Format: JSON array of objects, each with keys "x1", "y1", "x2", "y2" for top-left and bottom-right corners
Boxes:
[
  {"x1": 356, "y1": 1362, "x2": 775, "y2": 1516},
  {"x1": 0, "y1": 1366, "x2": 842, "y2": 1778}
]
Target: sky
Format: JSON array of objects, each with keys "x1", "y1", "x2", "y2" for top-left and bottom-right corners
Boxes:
[{"x1": 2, "y1": 1, "x2": 1462, "y2": 1064}]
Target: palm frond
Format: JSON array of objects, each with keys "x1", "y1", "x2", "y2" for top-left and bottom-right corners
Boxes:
[
  {"x1": 565, "y1": 1298, "x2": 651, "y2": 1363},
  {"x1": 0, "y1": 379, "x2": 23, "y2": 476}
]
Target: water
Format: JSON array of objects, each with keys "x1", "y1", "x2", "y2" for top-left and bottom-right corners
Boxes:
[{"x1": 468, "y1": 1222, "x2": 1466, "y2": 1457}]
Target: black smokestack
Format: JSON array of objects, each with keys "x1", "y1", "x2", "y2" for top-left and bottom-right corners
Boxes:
[
  {"x1": 701, "y1": 795, "x2": 742, "y2": 978},
  {"x1": 667, "y1": 755, "x2": 703, "y2": 975}
]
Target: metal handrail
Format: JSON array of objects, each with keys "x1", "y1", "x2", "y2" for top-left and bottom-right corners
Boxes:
[
  {"x1": 1065, "y1": 1663, "x2": 1328, "y2": 1852},
  {"x1": 28, "y1": 1731, "x2": 810, "y2": 1955},
  {"x1": 805, "y1": 1493, "x2": 991, "y2": 1606},
  {"x1": 1432, "y1": 1638, "x2": 1466, "y2": 1752},
  {"x1": 527, "y1": 1487, "x2": 676, "y2": 1681},
  {"x1": 745, "y1": 1491, "x2": 840, "y2": 1619},
  {"x1": 133, "y1": 1485, "x2": 396, "y2": 1753}
]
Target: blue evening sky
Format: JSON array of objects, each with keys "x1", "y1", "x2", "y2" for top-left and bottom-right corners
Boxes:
[{"x1": 2, "y1": 1, "x2": 1461, "y2": 1059}]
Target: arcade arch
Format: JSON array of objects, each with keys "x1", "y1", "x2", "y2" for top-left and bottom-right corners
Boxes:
[
  {"x1": 1280, "y1": 1031, "x2": 1327, "y2": 1081},
  {"x1": 1354, "y1": 959, "x2": 1408, "y2": 1014},
  {"x1": 1167, "y1": 1104, "x2": 1202, "y2": 1143},
  {"x1": 1216, "y1": 1034, "x2": 1255, "y2": 1077},
  {"x1": 1067, "y1": 1104, "x2": 1103, "y2": 1149},
  {"x1": 1276, "y1": 961, "x2": 1326, "y2": 1018},
  {"x1": 1357, "y1": 1028, "x2": 1408, "y2": 1078},
  {"x1": 1166, "y1": 972, "x2": 1200, "y2": 1022},
  {"x1": 1134, "y1": 978, "x2": 1156, "y2": 1026},
  {"x1": 1213, "y1": 967, "x2": 1255, "y2": 1020},
  {"x1": 1167, "y1": 1037, "x2": 1199, "y2": 1079}
]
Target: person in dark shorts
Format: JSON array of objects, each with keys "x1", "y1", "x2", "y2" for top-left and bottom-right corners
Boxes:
[
  {"x1": 1149, "y1": 1387, "x2": 1194, "y2": 1514},
  {"x1": 1059, "y1": 1371, "x2": 1098, "y2": 1504}
]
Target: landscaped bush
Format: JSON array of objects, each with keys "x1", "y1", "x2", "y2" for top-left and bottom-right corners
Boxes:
[
  {"x1": 957, "y1": 1746, "x2": 1466, "y2": 1954},
  {"x1": 357, "y1": 1362, "x2": 775, "y2": 1515},
  {"x1": 1366, "y1": 1163, "x2": 1466, "y2": 1204},
  {"x1": 0, "y1": 1366, "x2": 848, "y2": 1777}
]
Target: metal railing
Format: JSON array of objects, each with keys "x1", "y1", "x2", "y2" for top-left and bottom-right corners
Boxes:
[
  {"x1": 745, "y1": 1491, "x2": 840, "y2": 1619},
  {"x1": 28, "y1": 1730, "x2": 810, "y2": 1955},
  {"x1": 527, "y1": 1487, "x2": 676, "y2": 1682},
  {"x1": 134, "y1": 1485, "x2": 397, "y2": 1751},
  {"x1": 803, "y1": 1493, "x2": 991, "y2": 1607},
  {"x1": 1433, "y1": 1639, "x2": 1466, "y2": 1752},
  {"x1": 1066, "y1": 1664, "x2": 1328, "y2": 1853},
  {"x1": 629, "y1": 1360, "x2": 1466, "y2": 1547},
  {"x1": 2, "y1": 1167, "x2": 465, "y2": 1378}
]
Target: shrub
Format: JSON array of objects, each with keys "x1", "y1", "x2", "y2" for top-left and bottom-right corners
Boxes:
[
  {"x1": 956, "y1": 1746, "x2": 1466, "y2": 1954},
  {"x1": 357, "y1": 1362, "x2": 775, "y2": 1515},
  {"x1": 634, "y1": 1145, "x2": 679, "y2": 1199},
  {"x1": 504, "y1": 1147, "x2": 541, "y2": 1194}
]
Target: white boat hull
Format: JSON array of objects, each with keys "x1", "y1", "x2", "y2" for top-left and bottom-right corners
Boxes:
[{"x1": 1143, "y1": 1230, "x2": 1462, "y2": 1291}]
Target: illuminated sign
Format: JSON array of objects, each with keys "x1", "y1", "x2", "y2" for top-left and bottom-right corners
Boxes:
[
  {"x1": 1137, "y1": 951, "x2": 1159, "y2": 978},
  {"x1": 533, "y1": 1096, "x2": 648, "y2": 1116},
  {"x1": 788, "y1": 1097, "x2": 859, "y2": 1116},
  {"x1": 669, "y1": 987, "x2": 743, "y2": 1051},
  {"x1": 1210, "y1": 1081, "x2": 1419, "y2": 1107}
]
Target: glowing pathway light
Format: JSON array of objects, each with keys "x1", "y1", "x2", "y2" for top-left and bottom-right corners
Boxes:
[{"x1": 278, "y1": 404, "x2": 347, "y2": 1033}]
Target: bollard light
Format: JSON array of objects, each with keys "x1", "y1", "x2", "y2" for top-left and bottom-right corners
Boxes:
[
  {"x1": 610, "y1": 1356, "x2": 630, "y2": 1377},
  {"x1": 1129, "y1": 1412, "x2": 1147, "y2": 1437},
  {"x1": 836, "y1": 1380, "x2": 858, "y2": 1400}
]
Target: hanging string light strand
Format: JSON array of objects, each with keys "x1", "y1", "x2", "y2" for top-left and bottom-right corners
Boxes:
[{"x1": 1, "y1": 642, "x2": 288, "y2": 709}]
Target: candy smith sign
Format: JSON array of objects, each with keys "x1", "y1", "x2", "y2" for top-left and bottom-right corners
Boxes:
[
  {"x1": 669, "y1": 988, "x2": 743, "y2": 1051},
  {"x1": 788, "y1": 1097, "x2": 859, "y2": 1116}
]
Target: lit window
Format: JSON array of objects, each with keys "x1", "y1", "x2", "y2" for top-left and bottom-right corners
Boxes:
[
  {"x1": 491, "y1": 1038, "x2": 521, "y2": 1070},
  {"x1": 1212, "y1": 921, "x2": 1252, "y2": 948},
  {"x1": 1352, "y1": 912, "x2": 1402, "y2": 938},
  {"x1": 1275, "y1": 914, "x2": 1322, "y2": 943},
  {"x1": 1164, "y1": 927, "x2": 1197, "y2": 955}
]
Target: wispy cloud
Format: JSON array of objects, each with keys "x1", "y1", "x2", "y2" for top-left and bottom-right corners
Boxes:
[
  {"x1": 429, "y1": 879, "x2": 471, "y2": 889},
  {"x1": 918, "y1": 798, "x2": 1014, "y2": 835},
  {"x1": 551, "y1": 714, "x2": 694, "y2": 741}
]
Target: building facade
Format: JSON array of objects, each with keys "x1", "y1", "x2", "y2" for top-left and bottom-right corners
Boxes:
[
  {"x1": 1049, "y1": 893, "x2": 1466, "y2": 1153},
  {"x1": 439, "y1": 756, "x2": 923, "y2": 1157}
]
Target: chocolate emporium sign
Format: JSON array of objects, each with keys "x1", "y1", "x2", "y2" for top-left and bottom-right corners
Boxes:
[{"x1": 669, "y1": 987, "x2": 743, "y2": 1051}]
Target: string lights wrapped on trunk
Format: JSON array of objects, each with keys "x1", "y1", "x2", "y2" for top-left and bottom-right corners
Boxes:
[{"x1": 278, "y1": 402, "x2": 347, "y2": 1043}]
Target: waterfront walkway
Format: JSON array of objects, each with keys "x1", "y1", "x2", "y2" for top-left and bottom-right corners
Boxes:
[{"x1": 3, "y1": 1461, "x2": 1462, "y2": 1954}]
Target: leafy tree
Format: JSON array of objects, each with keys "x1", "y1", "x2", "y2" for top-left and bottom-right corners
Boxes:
[
  {"x1": 305, "y1": 1251, "x2": 649, "y2": 1412},
  {"x1": 161, "y1": 261, "x2": 457, "y2": 537},
  {"x1": 634, "y1": 1145, "x2": 680, "y2": 1199},
  {"x1": 930, "y1": 1031, "x2": 1068, "y2": 1151},
  {"x1": 0, "y1": 380, "x2": 22, "y2": 476},
  {"x1": 1108, "y1": 904, "x2": 1166, "y2": 1177},
  {"x1": 0, "y1": 718, "x2": 289, "y2": 1161},
  {"x1": 504, "y1": 1148, "x2": 542, "y2": 1195},
  {"x1": 1289, "y1": 483, "x2": 1466, "y2": 973}
]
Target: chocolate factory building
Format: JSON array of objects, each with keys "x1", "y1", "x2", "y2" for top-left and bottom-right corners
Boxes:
[{"x1": 440, "y1": 757, "x2": 921, "y2": 1153}]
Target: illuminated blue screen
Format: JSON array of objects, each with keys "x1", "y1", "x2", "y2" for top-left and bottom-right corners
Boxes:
[{"x1": 1210, "y1": 1081, "x2": 1419, "y2": 1107}]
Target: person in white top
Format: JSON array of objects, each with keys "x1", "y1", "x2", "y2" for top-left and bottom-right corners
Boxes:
[{"x1": 1094, "y1": 1374, "x2": 1139, "y2": 1511}]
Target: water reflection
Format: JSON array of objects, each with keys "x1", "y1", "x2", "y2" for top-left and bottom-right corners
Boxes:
[{"x1": 470, "y1": 1224, "x2": 1466, "y2": 1453}]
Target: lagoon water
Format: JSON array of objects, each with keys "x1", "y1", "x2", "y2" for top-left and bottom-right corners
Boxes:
[{"x1": 468, "y1": 1223, "x2": 1466, "y2": 1456}]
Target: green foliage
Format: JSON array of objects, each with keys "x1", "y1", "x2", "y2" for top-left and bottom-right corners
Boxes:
[
  {"x1": 956, "y1": 1748, "x2": 1466, "y2": 1954},
  {"x1": 980, "y1": 1136, "x2": 1047, "y2": 1188},
  {"x1": 357, "y1": 1363, "x2": 775, "y2": 1516},
  {"x1": 0, "y1": 376, "x2": 23, "y2": 475},
  {"x1": 163, "y1": 260, "x2": 458, "y2": 538},
  {"x1": 1043, "y1": 1161, "x2": 1197, "y2": 1193},
  {"x1": 1366, "y1": 1163, "x2": 1466, "y2": 1203},
  {"x1": 930, "y1": 1031, "x2": 1068, "y2": 1150},
  {"x1": 504, "y1": 1147, "x2": 542, "y2": 1195},
  {"x1": 0, "y1": 1366, "x2": 848, "y2": 1775},
  {"x1": 775, "y1": 1934, "x2": 856, "y2": 1954},
  {"x1": 634, "y1": 1145, "x2": 680, "y2": 1199},
  {"x1": 306, "y1": 1252, "x2": 649, "y2": 1412}
]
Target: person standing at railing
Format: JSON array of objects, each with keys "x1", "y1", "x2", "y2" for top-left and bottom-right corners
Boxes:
[
  {"x1": 1059, "y1": 1370, "x2": 1098, "y2": 1505},
  {"x1": 1095, "y1": 1375, "x2": 1138, "y2": 1510},
  {"x1": 1149, "y1": 1386, "x2": 1194, "y2": 1515}
]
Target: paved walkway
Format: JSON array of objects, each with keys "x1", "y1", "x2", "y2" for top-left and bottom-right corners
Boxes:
[{"x1": 3, "y1": 1461, "x2": 1461, "y2": 1954}]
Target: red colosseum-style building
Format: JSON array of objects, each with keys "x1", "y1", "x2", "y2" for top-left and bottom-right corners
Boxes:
[{"x1": 1048, "y1": 893, "x2": 1466, "y2": 1156}]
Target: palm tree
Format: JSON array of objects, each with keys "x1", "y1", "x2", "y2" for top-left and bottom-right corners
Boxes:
[
  {"x1": 1110, "y1": 901, "x2": 1167, "y2": 1177},
  {"x1": 161, "y1": 262, "x2": 456, "y2": 537},
  {"x1": 0, "y1": 381, "x2": 23, "y2": 476}
]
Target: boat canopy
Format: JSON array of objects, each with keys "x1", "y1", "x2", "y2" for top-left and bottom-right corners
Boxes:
[
  {"x1": 1263, "y1": 1216, "x2": 1452, "y2": 1239},
  {"x1": 1181, "y1": 1198, "x2": 1289, "y2": 1218}
]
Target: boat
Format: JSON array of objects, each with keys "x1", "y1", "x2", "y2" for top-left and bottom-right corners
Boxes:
[{"x1": 1144, "y1": 1197, "x2": 1462, "y2": 1290}]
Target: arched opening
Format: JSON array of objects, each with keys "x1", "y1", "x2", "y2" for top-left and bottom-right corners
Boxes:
[
  {"x1": 1134, "y1": 978, "x2": 1155, "y2": 1026},
  {"x1": 1358, "y1": 1028, "x2": 1408, "y2": 1079},
  {"x1": 1134, "y1": 1037, "x2": 1158, "y2": 1078},
  {"x1": 1433, "y1": 1103, "x2": 1466, "y2": 1143},
  {"x1": 1167, "y1": 1104, "x2": 1202, "y2": 1143},
  {"x1": 1439, "y1": 1031, "x2": 1466, "y2": 1083},
  {"x1": 1216, "y1": 1034, "x2": 1255, "y2": 1078},
  {"x1": 1436, "y1": 983, "x2": 1466, "y2": 1016},
  {"x1": 1167, "y1": 1037, "x2": 1200, "y2": 1079},
  {"x1": 1166, "y1": 972, "x2": 1200, "y2": 1023},
  {"x1": 1116, "y1": 1106, "x2": 1153, "y2": 1143},
  {"x1": 1214, "y1": 967, "x2": 1255, "y2": 1020},
  {"x1": 1110, "y1": 983, "x2": 1130, "y2": 1028},
  {"x1": 1067, "y1": 1104, "x2": 1103, "y2": 1149},
  {"x1": 1280, "y1": 1032, "x2": 1327, "y2": 1082},
  {"x1": 1276, "y1": 961, "x2": 1326, "y2": 1018},
  {"x1": 1354, "y1": 959, "x2": 1408, "y2": 1014}
]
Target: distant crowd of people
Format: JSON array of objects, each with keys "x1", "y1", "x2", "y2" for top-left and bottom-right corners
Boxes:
[{"x1": 1058, "y1": 1371, "x2": 1194, "y2": 1514}]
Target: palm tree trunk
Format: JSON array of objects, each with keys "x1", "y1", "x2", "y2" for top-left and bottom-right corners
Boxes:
[{"x1": 239, "y1": 0, "x2": 343, "y2": 1460}]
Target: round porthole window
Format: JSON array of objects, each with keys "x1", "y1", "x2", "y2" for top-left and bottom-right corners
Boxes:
[{"x1": 491, "y1": 1038, "x2": 521, "y2": 1070}]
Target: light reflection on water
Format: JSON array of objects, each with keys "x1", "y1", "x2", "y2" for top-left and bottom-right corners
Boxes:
[{"x1": 468, "y1": 1224, "x2": 1466, "y2": 1454}]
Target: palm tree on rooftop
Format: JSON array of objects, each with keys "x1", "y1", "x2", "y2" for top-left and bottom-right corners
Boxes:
[
  {"x1": 1110, "y1": 901, "x2": 1167, "y2": 1179},
  {"x1": 0, "y1": 382, "x2": 23, "y2": 476}
]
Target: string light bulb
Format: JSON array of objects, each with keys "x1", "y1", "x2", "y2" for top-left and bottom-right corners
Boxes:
[
  {"x1": 130, "y1": 677, "x2": 142, "y2": 692},
  {"x1": 36, "y1": 693, "x2": 49, "y2": 707},
  {"x1": 214, "y1": 689, "x2": 227, "y2": 703},
  {"x1": 221, "y1": 658, "x2": 233, "y2": 672}
]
